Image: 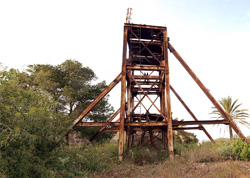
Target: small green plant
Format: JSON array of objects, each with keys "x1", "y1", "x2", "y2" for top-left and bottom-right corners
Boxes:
[
  {"x1": 231, "y1": 138, "x2": 250, "y2": 161},
  {"x1": 218, "y1": 143, "x2": 234, "y2": 160}
]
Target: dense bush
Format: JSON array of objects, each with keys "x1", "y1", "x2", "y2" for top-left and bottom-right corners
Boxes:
[
  {"x1": 0, "y1": 68, "x2": 116, "y2": 177},
  {"x1": 218, "y1": 138, "x2": 250, "y2": 161}
]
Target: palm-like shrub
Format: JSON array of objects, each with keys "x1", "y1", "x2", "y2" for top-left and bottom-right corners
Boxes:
[{"x1": 210, "y1": 96, "x2": 250, "y2": 140}]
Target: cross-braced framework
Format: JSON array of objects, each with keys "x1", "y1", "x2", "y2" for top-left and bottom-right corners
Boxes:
[{"x1": 68, "y1": 23, "x2": 249, "y2": 161}]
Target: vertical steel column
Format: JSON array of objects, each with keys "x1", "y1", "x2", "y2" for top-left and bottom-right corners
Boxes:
[
  {"x1": 126, "y1": 72, "x2": 132, "y2": 150},
  {"x1": 163, "y1": 29, "x2": 174, "y2": 159},
  {"x1": 118, "y1": 26, "x2": 128, "y2": 161},
  {"x1": 161, "y1": 73, "x2": 167, "y2": 148},
  {"x1": 131, "y1": 93, "x2": 135, "y2": 147}
]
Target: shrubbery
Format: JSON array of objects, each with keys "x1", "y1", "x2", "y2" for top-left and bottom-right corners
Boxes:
[
  {"x1": 0, "y1": 67, "x2": 116, "y2": 177},
  {"x1": 218, "y1": 138, "x2": 250, "y2": 161}
]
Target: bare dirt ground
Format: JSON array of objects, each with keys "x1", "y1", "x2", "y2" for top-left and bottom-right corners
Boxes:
[{"x1": 93, "y1": 160, "x2": 250, "y2": 178}]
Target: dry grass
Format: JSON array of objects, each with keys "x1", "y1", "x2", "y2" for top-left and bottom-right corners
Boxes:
[
  {"x1": 92, "y1": 141, "x2": 250, "y2": 178},
  {"x1": 93, "y1": 159, "x2": 250, "y2": 178}
]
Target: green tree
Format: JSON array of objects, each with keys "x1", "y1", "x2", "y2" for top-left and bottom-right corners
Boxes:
[
  {"x1": 0, "y1": 68, "x2": 72, "y2": 177},
  {"x1": 26, "y1": 60, "x2": 114, "y2": 141},
  {"x1": 172, "y1": 118, "x2": 198, "y2": 144},
  {"x1": 210, "y1": 96, "x2": 250, "y2": 141},
  {"x1": 26, "y1": 60, "x2": 113, "y2": 118}
]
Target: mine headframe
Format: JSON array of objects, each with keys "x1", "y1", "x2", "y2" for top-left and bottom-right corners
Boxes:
[{"x1": 68, "y1": 23, "x2": 249, "y2": 161}]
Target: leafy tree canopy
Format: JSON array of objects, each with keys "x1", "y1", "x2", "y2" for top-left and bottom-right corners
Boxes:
[
  {"x1": 26, "y1": 59, "x2": 114, "y2": 120},
  {"x1": 0, "y1": 61, "x2": 115, "y2": 177},
  {"x1": 0, "y1": 68, "x2": 71, "y2": 177}
]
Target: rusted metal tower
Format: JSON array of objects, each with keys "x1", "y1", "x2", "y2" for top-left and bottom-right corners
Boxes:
[{"x1": 69, "y1": 16, "x2": 249, "y2": 161}]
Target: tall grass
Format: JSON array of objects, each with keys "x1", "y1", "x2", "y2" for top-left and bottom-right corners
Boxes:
[{"x1": 125, "y1": 146, "x2": 168, "y2": 165}]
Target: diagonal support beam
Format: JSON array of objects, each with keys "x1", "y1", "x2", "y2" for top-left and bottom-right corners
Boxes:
[
  {"x1": 72, "y1": 73, "x2": 122, "y2": 126},
  {"x1": 148, "y1": 95, "x2": 160, "y2": 112},
  {"x1": 168, "y1": 42, "x2": 249, "y2": 144},
  {"x1": 134, "y1": 31, "x2": 163, "y2": 56},
  {"x1": 170, "y1": 85, "x2": 214, "y2": 142},
  {"x1": 89, "y1": 108, "x2": 121, "y2": 142},
  {"x1": 131, "y1": 75, "x2": 161, "y2": 113},
  {"x1": 131, "y1": 75, "x2": 167, "y2": 120},
  {"x1": 135, "y1": 96, "x2": 148, "y2": 111},
  {"x1": 130, "y1": 30, "x2": 161, "y2": 64}
]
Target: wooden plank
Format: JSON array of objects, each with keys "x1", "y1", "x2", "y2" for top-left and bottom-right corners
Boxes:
[
  {"x1": 168, "y1": 42, "x2": 249, "y2": 144},
  {"x1": 170, "y1": 85, "x2": 214, "y2": 142},
  {"x1": 72, "y1": 73, "x2": 122, "y2": 126}
]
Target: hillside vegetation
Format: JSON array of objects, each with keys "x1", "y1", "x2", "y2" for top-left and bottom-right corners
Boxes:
[
  {"x1": 93, "y1": 138, "x2": 250, "y2": 178},
  {"x1": 1, "y1": 62, "x2": 250, "y2": 177}
]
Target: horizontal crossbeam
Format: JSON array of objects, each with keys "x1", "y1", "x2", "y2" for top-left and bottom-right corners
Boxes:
[{"x1": 76, "y1": 120, "x2": 229, "y2": 127}]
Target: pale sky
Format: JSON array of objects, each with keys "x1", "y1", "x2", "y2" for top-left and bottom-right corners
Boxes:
[{"x1": 1, "y1": 0, "x2": 250, "y2": 141}]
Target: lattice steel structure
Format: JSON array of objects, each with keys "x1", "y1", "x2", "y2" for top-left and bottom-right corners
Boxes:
[{"x1": 69, "y1": 23, "x2": 249, "y2": 161}]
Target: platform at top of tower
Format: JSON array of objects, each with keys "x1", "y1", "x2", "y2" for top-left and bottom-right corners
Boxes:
[
  {"x1": 125, "y1": 23, "x2": 166, "y2": 41},
  {"x1": 124, "y1": 23, "x2": 167, "y2": 30},
  {"x1": 125, "y1": 23, "x2": 167, "y2": 66}
]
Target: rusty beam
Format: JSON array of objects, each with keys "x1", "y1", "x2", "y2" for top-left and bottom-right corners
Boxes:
[
  {"x1": 132, "y1": 75, "x2": 161, "y2": 113},
  {"x1": 126, "y1": 77, "x2": 132, "y2": 150},
  {"x1": 89, "y1": 108, "x2": 121, "y2": 142},
  {"x1": 103, "y1": 129, "x2": 120, "y2": 132},
  {"x1": 125, "y1": 23, "x2": 166, "y2": 30},
  {"x1": 131, "y1": 75, "x2": 166, "y2": 120},
  {"x1": 76, "y1": 122, "x2": 120, "y2": 127},
  {"x1": 118, "y1": 26, "x2": 128, "y2": 161},
  {"x1": 132, "y1": 87, "x2": 160, "y2": 92},
  {"x1": 136, "y1": 92, "x2": 160, "y2": 95},
  {"x1": 72, "y1": 73, "x2": 122, "y2": 126},
  {"x1": 131, "y1": 81, "x2": 161, "y2": 86},
  {"x1": 127, "y1": 66, "x2": 165, "y2": 71},
  {"x1": 102, "y1": 126, "x2": 202, "y2": 132},
  {"x1": 133, "y1": 75, "x2": 160, "y2": 80},
  {"x1": 170, "y1": 85, "x2": 214, "y2": 142},
  {"x1": 130, "y1": 30, "x2": 161, "y2": 63},
  {"x1": 76, "y1": 120, "x2": 228, "y2": 127},
  {"x1": 168, "y1": 42, "x2": 249, "y2": 144},
  {"x1": 163, "y1": 29, "x2": 174, "y2": 159},
  {"x1": 125, "y1": 120, "x2": 229, "y2": 127},
  {"x1": 173, "y1": 127, "x2": 202, "y2": 130}
]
